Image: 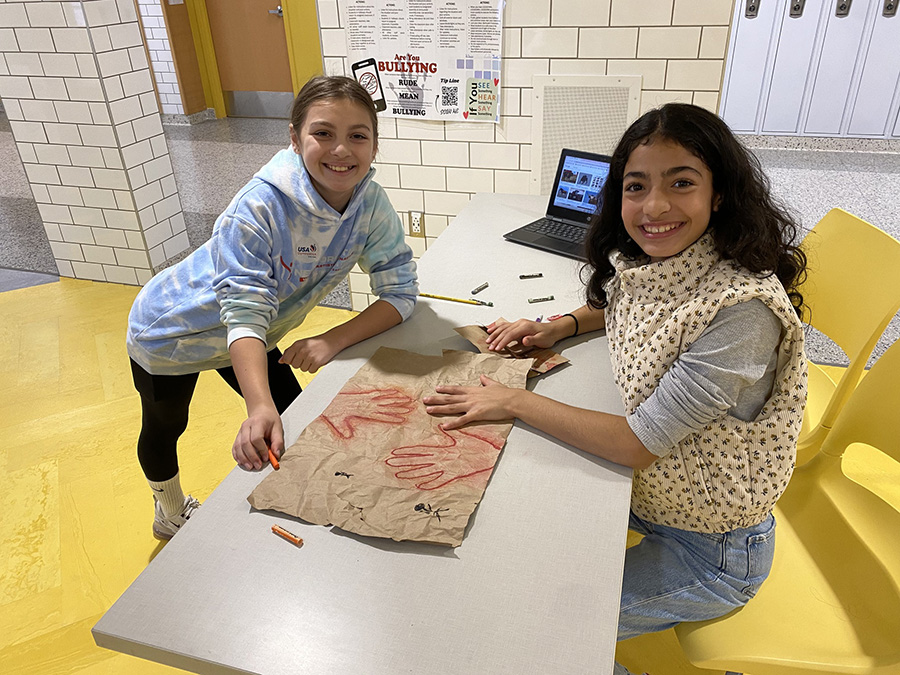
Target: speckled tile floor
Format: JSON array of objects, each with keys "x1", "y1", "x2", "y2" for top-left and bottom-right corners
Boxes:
[
  {"x1": 742, "y1": 142, "x2": 900, "y2": 365},
  {"x1": 1, "y1": 111, "x2": 898, "y2": 354}
]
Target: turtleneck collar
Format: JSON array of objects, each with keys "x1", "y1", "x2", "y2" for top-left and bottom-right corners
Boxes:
[{"x1": 612, "y1": 231, "x2": 719, "y2": 304}]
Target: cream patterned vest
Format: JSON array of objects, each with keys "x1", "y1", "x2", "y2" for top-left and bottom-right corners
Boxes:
[{"x1": 606, "y1": 234, "x2": 807, "y2": 533}]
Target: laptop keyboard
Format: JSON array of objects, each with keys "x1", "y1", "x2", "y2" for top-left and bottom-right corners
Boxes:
[{"x1": 523, "y1": 218, "x2": 585, "y2": 243}]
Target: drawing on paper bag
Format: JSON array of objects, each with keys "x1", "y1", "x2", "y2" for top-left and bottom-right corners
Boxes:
[
  {"x1": 385, "y1": 426, "x2": 504, "y2": 491},
  {"x1": 318, "y1": 388, "x2": 417, "y2": 440},
  {"x1": 247, "y1": 347, "x2": 531, "y2": 546}
]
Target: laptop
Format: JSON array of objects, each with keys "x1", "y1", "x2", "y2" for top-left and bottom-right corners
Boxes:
[{"x1": 504, "y1": 148, "x2": 612, "y2": 262}]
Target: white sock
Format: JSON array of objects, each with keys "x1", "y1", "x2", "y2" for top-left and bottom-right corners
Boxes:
[{"x1": 148, "y1": 473, "x2": 186, "y2": 518}]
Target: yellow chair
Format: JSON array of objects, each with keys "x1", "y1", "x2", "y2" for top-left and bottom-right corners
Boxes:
[
  {"x1": 674, "y1": 338, "x2": 900, "y2": 674},
  {"x1": 796, "y1": 208, "x2": 900, "y2": 466}
]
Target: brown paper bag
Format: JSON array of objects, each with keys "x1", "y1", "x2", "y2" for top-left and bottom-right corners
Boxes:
[
  {"x1": 248, "y1": 347, "x2": 531, "y2": 546},
  {"x1": 454, "y1": 321, "x2": 569, "y2": 378}
]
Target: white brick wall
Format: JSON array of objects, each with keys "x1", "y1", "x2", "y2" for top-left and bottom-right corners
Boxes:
[
  {"x1": 1, "y1": 0, "x2": 187, "y2": 286},
  {"x1": 136, "y1": 0, "x2": 183, "y2": 114},
  {"x1": 313, "y1": 0, "x2": 733, "y2": 309}
]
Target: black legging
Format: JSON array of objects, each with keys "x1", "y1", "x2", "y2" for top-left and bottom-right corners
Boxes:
[{"x1": 131, "y1": 347, "x2": 302, "y2": 481}]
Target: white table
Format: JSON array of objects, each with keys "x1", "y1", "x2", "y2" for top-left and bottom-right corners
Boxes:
[{"x1": 93, "y1": 193, "x2": 633, "y2": 674}]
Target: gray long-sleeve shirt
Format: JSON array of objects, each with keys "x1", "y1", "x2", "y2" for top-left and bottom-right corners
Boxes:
[{"x1": 627, "y1": 298, "x2": 782, "y2": 457}]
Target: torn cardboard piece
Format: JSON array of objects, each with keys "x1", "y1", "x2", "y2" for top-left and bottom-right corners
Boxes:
[
  {"x1": 454, "y1": 321, "x2": 569, "y2": 378},
  {"x1": 248, "y1": 347, "x2": 531, "y2": 547}
]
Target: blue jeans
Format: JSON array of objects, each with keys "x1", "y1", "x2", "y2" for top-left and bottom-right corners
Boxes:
[{"x1": 613, "y1": 511, "x2": 776, "y2": 675}]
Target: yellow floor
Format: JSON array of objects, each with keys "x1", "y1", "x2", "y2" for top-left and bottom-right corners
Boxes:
[
  {"x1": 0, "y1": 278, "x2": 354, "y2": 674},
  {"x1": 2, "y1": 278, "x2": 891, "y2": 675}
]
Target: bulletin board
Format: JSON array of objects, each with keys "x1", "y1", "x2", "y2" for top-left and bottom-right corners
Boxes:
[{"x1": 338, "y1": 0, "x2": 504, "y2": 123}]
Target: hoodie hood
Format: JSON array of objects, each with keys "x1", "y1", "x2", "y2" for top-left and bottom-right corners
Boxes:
[{"x1": 253, "y1": 148, "x2": 376, "y2": 221}]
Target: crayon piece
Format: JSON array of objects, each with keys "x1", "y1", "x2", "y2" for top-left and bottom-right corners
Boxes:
[
  {"x1": 268, "y1": 448, "x2": 280, "y2": 470},
  {"x1": 471, "y1": 282, "x2": 489, "y2": 295},
  {"x1": 519, "y1": 273, "x2": 543, "y2": 279},
  {"x1": 272, "y1": 524, "x2": 303, "y2": 547},
  {"x1": 528, "y1": 295, "x2": 554, "y2": 303}
]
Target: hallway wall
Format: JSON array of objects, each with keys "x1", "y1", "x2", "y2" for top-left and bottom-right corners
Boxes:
[{"x1": 316, "y1": 0, "x2": 737, "y2": 309}]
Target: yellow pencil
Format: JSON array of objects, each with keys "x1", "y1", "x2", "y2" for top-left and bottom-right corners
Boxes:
[{"x1": 420, "y1": 292, "x2": 493, "y2": 307}]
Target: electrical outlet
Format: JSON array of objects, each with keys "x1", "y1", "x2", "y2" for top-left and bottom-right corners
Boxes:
[{"x1": 408, "y1": 211, "x2": 425, "y2": 238}]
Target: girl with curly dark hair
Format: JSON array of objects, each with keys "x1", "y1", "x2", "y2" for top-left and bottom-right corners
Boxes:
[
  {"x1": 587, "y1": 102, "x2": 806, "y2": 314},
  {"x1": 425, "y1": 103, "x2": 808, "y2": 674}
]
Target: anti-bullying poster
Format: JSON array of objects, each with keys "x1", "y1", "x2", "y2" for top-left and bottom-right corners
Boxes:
[{"x1": 339, "y1": 0, "x2": 504, "y2": 123}]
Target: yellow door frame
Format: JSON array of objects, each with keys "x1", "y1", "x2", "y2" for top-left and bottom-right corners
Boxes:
[
  {"x1": 283, "y1": 1, "x2": 325, "y2": 94},
  {"x1": 183, "y1": 0, "x2": 323, "y2": 119}
]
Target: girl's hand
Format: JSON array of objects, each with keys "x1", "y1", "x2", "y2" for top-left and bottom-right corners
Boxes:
[
  {"x1": 485, "y1": 318, "x2": 563, "y2": 353},
  {"x1": 423, "y1": 375, "x2": 520, "y2": 431},
  {"x1": 279, "y1": 337, "x2": 340, "y2": 373},
  {"x1": 232, "y1": 405, "x2": 284, "y2": 470}
]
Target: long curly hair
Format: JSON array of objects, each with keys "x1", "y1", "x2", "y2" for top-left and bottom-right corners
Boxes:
[{"x1": 585, "y1": 103, "x2": 806, "y2": 315}]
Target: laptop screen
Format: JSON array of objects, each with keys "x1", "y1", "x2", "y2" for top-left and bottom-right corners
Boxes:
[{"x1": 546, "y1": 149, "x2": 612, "y2": 223}]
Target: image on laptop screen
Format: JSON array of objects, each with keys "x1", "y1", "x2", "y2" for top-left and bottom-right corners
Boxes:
[
  {"x1": 551, "y1": 153, "x2": 611, "y2": 218},
  {"x1": 503, "y1": 148, "x2": 613, "y2": 261}
]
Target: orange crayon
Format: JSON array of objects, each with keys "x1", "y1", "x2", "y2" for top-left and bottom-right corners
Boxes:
[
  {"x1": 271, "y1": 524, "x2": 303, "y2": 547},
  {"x1": 268, "y1": 448, "x2": 280, "y2": 470}
]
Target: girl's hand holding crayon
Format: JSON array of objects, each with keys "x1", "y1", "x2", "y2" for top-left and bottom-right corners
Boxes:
[{"x1": 232, "y1": 405, "x2": 284, "y2": 471}]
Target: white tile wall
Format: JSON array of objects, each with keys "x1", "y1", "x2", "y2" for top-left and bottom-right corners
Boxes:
[
  {"x1": 579, "y1": 28, "x2": 639, "y2": 58},
  {"x1": 1, "y1": 0, "x2": 187, "y2": 286},
  {"x1": 665, "y1": 60, "x2": 724, "y2": 91},
  {"x1": 637, "y1": 27, "x2": 702, "y2": 59},
  {"x1": 612, "y1": 0, "x2": 674, "y2": 27},
  {"x1": 313, "y1": 0, "x2": 737, "y2": 309},
  {"x1": 551, "y1": 0, "x2": 610, "y2": 27},
  {"x1": 699, "y1": 26, "x2": 730, "y2": 59},
  {"x1": 673, "y1": 0, "x2": 734, "y2": 26},
  {"x1": 136, "y1": 0, "x2": 183, "y2": 115}
]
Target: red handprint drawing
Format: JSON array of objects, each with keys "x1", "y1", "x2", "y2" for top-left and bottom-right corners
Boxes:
[
  {"x1": 385, "y1": 427, "x2": 503, "y2": 491},
  {"x1": 318, "y1": 388, "x2": 417, "y2": 440}
]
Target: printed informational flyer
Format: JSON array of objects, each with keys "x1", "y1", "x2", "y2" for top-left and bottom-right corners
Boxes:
[{"x1": 339, "y1": 0, "x2": 504, "y2": 123}]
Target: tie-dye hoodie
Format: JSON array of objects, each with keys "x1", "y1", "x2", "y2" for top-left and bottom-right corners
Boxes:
[{"x1": 127, "y1": 148, "x2": 418, "y2": 376}]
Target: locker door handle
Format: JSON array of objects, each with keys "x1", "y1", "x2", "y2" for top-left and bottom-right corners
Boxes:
[
  {"x1": 790, "y1": 0, "x2": 806, "y2": 17},
  {"x1": 836, "y1": 0, "x2": 852, "y2": 17},
  {"x1": 884, "y1": 0, "x2": 897, "y2": 17},
  {"x1": 745, "y1": 0, "x2": 760, "y2": 18}
]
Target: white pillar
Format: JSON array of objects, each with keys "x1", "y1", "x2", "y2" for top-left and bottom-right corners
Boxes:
[{"x1": 0, "y1": 0, "x2": 187, "y2": 285}]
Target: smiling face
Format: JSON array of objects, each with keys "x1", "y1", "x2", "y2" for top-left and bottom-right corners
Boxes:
[
  {"x1": 290, "y1": 98, "x2": 377, "y2": 213},
  {"x1": 621, "y1": 139, "x2": 719, "y2": 262}
]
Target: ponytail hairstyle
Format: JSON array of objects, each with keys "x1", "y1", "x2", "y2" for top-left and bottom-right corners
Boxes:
[{"x1": 584, "y1": 103, "x2": 806, "y2": 315}]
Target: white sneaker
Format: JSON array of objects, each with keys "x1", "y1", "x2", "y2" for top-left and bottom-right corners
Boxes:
[{"x1": 152, "y1": 495, "x2": 200, "y2": 541}]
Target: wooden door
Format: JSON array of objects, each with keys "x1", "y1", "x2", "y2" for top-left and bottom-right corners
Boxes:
[
  {"x1": 205, "y1": 0, "x2": 300, "y2": 117},
  {"x1": 206, "y1": 0, "x2": 293, "y2": 93}
]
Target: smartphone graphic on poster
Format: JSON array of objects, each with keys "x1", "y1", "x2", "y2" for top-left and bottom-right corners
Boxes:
[{"x1": 351, "y1": 58, "x2": 387, "y2": 112}]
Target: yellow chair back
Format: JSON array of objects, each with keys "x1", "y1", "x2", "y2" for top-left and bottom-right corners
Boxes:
[
  {"x1": 675, "y1": 339, "x2": 900, "y2": 674},
  {"x1": 797, "y1": 208, "x2": 900, "y2": 463}
]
